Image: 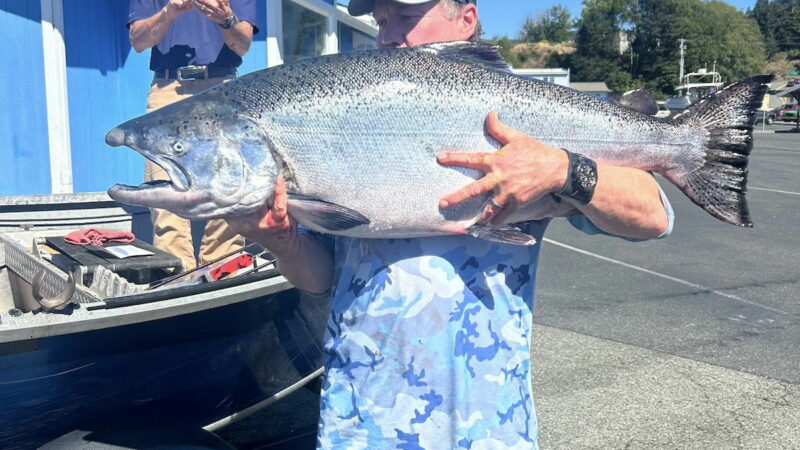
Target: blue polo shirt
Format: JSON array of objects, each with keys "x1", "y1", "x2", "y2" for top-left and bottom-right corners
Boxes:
[{"x1": 128, "y1": 0, "x2": 258, "y2": 71}]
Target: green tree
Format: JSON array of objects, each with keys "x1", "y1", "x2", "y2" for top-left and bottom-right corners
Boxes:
[
  {"x1": 633, "y1": 0, "x2": 766, "y2": 96},
  {"x1": 631, "y1": 0, "x2": 693, "y2": 95},
  {"x1": 750, "y1": 0, "x2": 778, "y2": 55},
  {"x1": 519, "y1": 6, "x2": 574, "y2": 43},
  {"x1": 571, "y1": 0, "x2": 636, "y2": 92},
  {"x1": 683, "y1": 2, "x2": 766, "y2": 84},
  {"x1": 750, "y1": 0, "x2": 800, "y2": 55}
]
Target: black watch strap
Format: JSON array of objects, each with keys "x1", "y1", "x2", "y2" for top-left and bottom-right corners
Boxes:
[
  {"x1": 551, "y1": 149, "x2": 598, "y2": 206},
  {"x1": 219, "y1": 12, "x2": 239, "y2": 29}
]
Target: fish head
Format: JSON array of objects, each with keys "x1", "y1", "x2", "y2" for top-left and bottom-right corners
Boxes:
[{"x1": 105, "y1": 94, "x2": 278, "y2": 219}]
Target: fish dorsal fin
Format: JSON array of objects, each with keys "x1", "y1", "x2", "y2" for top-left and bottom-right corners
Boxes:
[
  {"x1": 609, "y1": 89, "x2": 659, "y2": 116},
  {"x1": 420, "y1": 41, "x2": 512, "y2": 74}
]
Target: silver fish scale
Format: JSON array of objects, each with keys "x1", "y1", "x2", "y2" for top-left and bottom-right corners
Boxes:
[{"x1": 216, "y1": 44, "x2": 709, "y2": 235}]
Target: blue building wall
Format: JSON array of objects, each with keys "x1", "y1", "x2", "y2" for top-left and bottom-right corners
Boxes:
[
  {"x1": 64, "y1": 0, "x2": 153, "y2": 192},
  {"x1": 0, "y1": 0, "x2": 269, "y2": 196},
  {"x1": 64, "y1": 0, "x2": 268, "y2": 193},
  {"x1": 0, "y1": 1, "x2": 52, "y2": 195}
]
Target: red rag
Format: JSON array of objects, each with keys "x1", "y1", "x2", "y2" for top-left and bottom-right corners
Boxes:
[
  {"x1": 64, "y1": 228, "x2": 136, "y2": 246},
  {"x1": 209, "y1": 254, "x2": 254, "y2": 281}
]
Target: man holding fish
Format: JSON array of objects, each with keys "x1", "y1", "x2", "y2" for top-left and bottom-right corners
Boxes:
[{"x1": 228, "y1": 0, "x2": 672, "y2": 448}]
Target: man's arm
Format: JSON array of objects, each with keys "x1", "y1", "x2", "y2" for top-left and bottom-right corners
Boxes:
[
  {"x1": 572, "y1": 164, "x2": 669, "y2": 238},
  {"x1": 192, "y1": 0, "x2": 254, "y2": 56},
  {"x1": 220, "y1": 20, "x2": 254, "y2": 56},
  {"x1": 129, "y1": 0, "x2": 192, "y2": 53},
  {"x1": 226, "y1": 177, "x2": 334, "y2": 295},
  {"x1": 438, "y1": 111, "x2": 670, "y2": 240}
]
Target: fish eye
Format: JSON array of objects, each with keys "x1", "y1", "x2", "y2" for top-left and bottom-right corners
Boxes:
[{"x1": 172, "y1": 141, "x2": 186, "y2": 154}]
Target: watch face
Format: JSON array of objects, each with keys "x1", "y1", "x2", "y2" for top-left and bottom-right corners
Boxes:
[{"x1": 576, "y1": 161, "x2": 597, "y2": 190}]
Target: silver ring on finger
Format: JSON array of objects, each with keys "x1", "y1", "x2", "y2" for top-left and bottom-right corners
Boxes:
[{"x1": 489, "y1": 198, "x2": 506, "y2": 211}]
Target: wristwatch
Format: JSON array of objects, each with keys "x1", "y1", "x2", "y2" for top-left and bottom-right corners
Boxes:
[
  {"x1": 219, "y1": 12, "x2": 239, "y2": 29},
  {"x1": 551, "y1": 149, "x2": 598, "y2": 205}
]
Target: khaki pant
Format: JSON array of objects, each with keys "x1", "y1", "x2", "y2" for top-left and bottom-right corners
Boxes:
[{"x1": 144, "y1": 76, "x2": 244, "y2": 271}]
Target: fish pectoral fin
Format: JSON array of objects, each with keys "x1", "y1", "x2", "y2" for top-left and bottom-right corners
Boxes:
[
  {"x1": 467, "y1": 225, "x2": 537, "y2": 246},
  {"x1": 287, "y1": 194, "x2": 370, "y2": 232}
]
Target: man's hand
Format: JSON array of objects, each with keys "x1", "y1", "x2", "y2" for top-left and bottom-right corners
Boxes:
[
  {"x1": 165, "y1": 0, "x2": 193, "y2": 19},
  {"x1": 192, "y1": 0, "x2": 253, "y2": 56},
  {"x1": 226, "y1": 177, "x2": 336, "y2": 295},
  {"x1": 192, "y1": 0, "x2": 234, "y2": 25},
  {"x1": 437, "y1": 111, "x2": 569, "y2": 225},
  {"x1": 130, "y1": 0, "x2": 192, "y2": 52},
  {"x1": 226, "y1": 177, "x2": 299, "y2": 256}
]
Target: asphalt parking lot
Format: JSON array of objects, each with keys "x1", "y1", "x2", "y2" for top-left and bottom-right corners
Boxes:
[
  {"x1": 218, "y1": 124, "x2": 800, "y2": 449},
  {"x1": 534, "y1": 125, "x2": 800, "y2": 448}
]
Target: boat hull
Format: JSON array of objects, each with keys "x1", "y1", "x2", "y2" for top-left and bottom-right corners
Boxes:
[{"x1": 0, "y1": 288, "x2": 326, "y2": 449}]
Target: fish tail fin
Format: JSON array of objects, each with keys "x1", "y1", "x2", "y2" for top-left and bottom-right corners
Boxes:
[{"x1": 666, "y1": 74, "x2": 773, "y2": 227}]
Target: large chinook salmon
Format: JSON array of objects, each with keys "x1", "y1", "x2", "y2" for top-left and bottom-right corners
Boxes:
[{"x1": 105, "y1": 42, "x2": 772, "y2": 245}]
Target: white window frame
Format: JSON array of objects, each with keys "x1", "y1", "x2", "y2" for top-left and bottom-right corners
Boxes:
[{"x1": 265, "y1": 0, "x2": 377, "y2": 68}]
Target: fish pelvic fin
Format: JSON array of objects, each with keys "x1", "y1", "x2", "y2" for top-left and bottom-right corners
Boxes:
[
  {"x1": 667, "y1": 74, "x2": 774, "y2": 227},
  {"x1": 467, "y1": 225, "x2": 537, "y2": 246},
  {"x1": 287, "y1": 194, "x2": 370, "y2": 232}
]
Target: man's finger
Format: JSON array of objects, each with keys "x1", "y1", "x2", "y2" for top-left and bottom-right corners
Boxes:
[
  {"x1": 476, "y1": 196, "x2": 512, "y2": 225},
  {"x1": 439, "y1": 175, "x2": 499, "y2": 209},
  {"x1": 272, "y1": 177, "x2": 288, "y2": 222},
  {"x1": 488, "y1": 201, "x2": 518, "y2": 226},
  {"x1": 437, "y1": 151, "x2": 495, "y2": 170},
  {"x1": 192, "y1": 0, "x2": 220, "y2": 14},
  {"x1": 486, "y1": 111, "x2": 524, "y2": 146}
]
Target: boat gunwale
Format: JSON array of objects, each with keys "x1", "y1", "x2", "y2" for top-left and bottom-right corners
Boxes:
[{"x1": 0, "y1": 273, "x2": 294, "y2": 344}]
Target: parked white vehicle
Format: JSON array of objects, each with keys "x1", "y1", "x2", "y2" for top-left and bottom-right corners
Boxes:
[{"x1": 655, "y1": 102, "x2": 672, "y2": 118}]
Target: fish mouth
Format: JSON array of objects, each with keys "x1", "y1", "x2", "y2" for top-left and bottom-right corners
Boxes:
[{"x1": 116, "y1": 155, "x2": 192, "y2": 193}]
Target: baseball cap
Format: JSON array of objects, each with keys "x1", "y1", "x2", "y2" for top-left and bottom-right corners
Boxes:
[{"x1": 348, "y1": 0, "x2": 475, "y2": 17}]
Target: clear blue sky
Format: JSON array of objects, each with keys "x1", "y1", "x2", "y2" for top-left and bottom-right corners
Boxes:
[{"x1": 478, "y1": 0, "x2": 758, "y2": 39}]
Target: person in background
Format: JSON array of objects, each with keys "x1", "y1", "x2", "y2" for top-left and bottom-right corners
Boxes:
[
  {"x1": 229, "y1": 0, "x2": 674, "y2": 448},
  {"x1": 127, "y1": 0, "x2": 257, "y2": 270}
]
